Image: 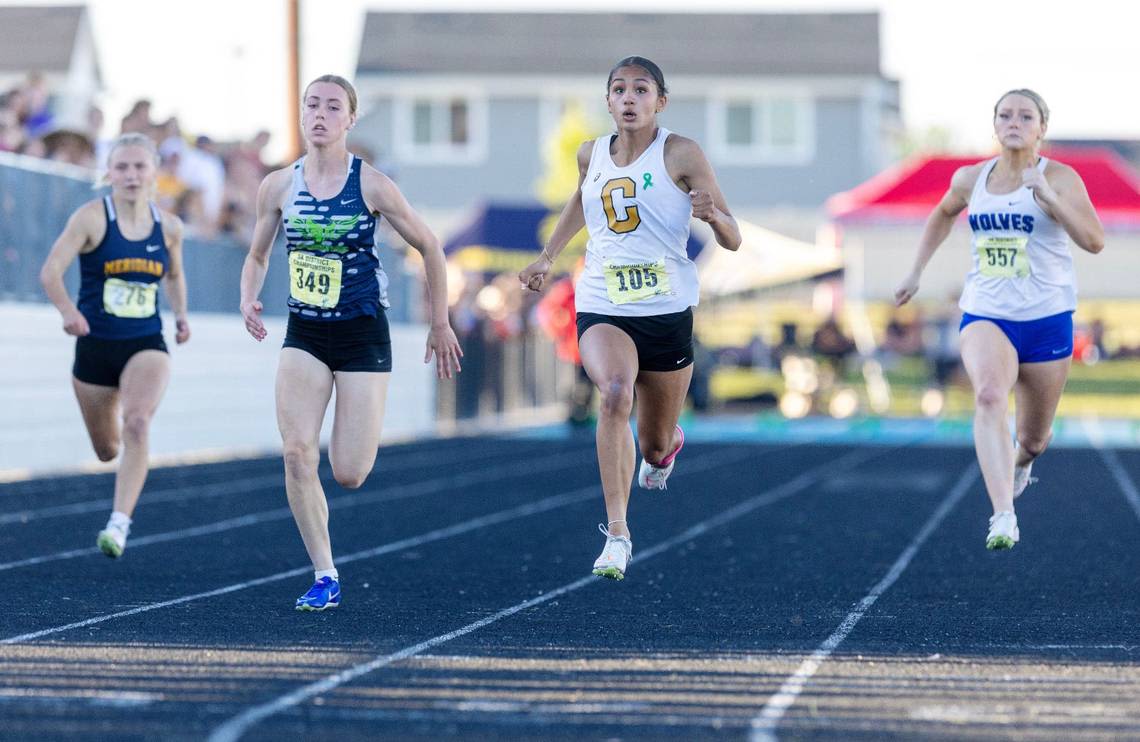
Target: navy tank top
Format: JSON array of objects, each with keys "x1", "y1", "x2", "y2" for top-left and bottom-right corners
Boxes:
[
  {"x1": 282, "y1": 154, "x2": 389, "y2": 320},
  {"x1": 77, "y1": 196, "x2": 167, "y2": 339}
]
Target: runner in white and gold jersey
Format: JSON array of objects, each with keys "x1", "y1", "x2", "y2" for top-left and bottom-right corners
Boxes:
[
  {"x1": 520, "y1": 56, "x2": 741, "y2": 580},
  {"x1": 895, "y1": 89, "x2": 1104, "y2": 550}
]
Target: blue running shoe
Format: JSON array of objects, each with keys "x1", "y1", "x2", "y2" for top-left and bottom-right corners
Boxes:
[{"x1": 295, "y1": 577, "x2": 341, "y2": 611}]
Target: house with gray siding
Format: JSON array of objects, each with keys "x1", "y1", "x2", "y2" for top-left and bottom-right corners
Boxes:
[{"x1": 351, "y1": 11, "x2": 899, "y2": 229}]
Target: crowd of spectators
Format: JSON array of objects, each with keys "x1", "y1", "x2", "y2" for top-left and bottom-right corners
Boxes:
[{"x1": 1, "y1": 72, "x2": 273, "y2": 240}]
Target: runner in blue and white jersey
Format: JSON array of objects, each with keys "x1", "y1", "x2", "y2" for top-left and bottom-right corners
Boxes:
[
  {"x1": 240, "y1": 75, "x2": 462, "y2": 611},
  {"x1": 895, "y1": 89, "x2": 1104, "y2": 550}
]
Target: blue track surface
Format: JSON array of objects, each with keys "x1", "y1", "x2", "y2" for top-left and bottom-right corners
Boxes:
[{"x1": 1, "y1": 429, "x2": 1138, "y2": 740}]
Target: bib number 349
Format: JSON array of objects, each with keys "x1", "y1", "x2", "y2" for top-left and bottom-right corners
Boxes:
[
  {"x1": 289, "y1": 252, "x2": 343, "y2": 309},
  {"x1": 603, "y1": 259, "x2": 670, "y2": 305}
]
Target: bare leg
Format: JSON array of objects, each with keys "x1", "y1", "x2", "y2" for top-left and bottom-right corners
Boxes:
[
  {"x1": 960, "y1": 322, "x2": 1019, "y2": 515},
  {"x1": 111, "y1": 350, "x2": 171, "y2": 517},
  {"x1": 635, "y1": 366, "x2": 692, "y2": 465},
  {"x1": 579, "y1": 324, "x2": 639, "y2": 540},
  {"x1": 72, "y1": 379, "x2": 121, "y2": 463},
  {"x1": 328, "y1": 370, "x2": 391, "y2": 489},
  {"x1": 1014, "y1": 357, "x2": 1071, "y2": 466},
  {"x1": 276, "y1": 348, "x2": 335, "y2": 570}
]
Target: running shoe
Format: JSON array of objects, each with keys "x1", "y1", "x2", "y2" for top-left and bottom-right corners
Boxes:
[
  {"x1": 295, "y1": 576, "x2": 341, "y2": 611},
  {"x1": 1013, "y1": 460, "x2": 1037, "y2": 499},
  {"x1": 638, "y1": 425, "x2": 685, "y2": 490},
  {"x1": 592, "y1": 524, "x2": 632, "y2": 580},
  {"x1": 96, "y1": 524, "x2": 127, "y2": 559},
  {"x1": 986, "y1": 510, "x2": 1020, "y2": 550}
]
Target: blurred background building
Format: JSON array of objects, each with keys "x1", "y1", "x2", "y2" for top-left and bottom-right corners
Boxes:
[{"x1": 4, "y1": 4, "x2": 1140, "y2": 447}]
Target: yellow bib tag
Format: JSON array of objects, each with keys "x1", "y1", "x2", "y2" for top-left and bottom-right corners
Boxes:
[
  {"x1": 603, "y1": 259, "x2": 670, "y2": 305},
  {"x1": 103, "y1": 278, "x2": 157, "y2": 318},
  {"x1": 289, "y1": 252, "x2": 343, "y2": 309},
  {"x1": 978, "y1": 236, "x2": 1030, "y2": 279}
]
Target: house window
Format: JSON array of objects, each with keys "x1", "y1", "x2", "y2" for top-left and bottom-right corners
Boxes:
[
  {"x1": 396, "y1": 94, "x2": 486, "y2": 164},
  {"x1": 710, "y1": 95, "x2": 814, "y2": 164}
]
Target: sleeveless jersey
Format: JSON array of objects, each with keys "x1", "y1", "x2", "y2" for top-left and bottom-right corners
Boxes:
[
  {"x1": 282, "y1": 154, "x2": 389, "y2": 320},
  {"x1": 959, "y1": 157, "x2": 1076, "y2": 320},
  {"x1": 576, "y1": 127, "x2": 698, "y2": 316},
  {"x1": 76, "y1": 196, "x2": 167, "y2": 339}
]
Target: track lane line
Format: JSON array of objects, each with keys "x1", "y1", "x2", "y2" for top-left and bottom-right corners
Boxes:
[
  {"x1": 0, "y1": 446, "x2": 599, "y2": 572},
  {"x1": 748, "y1": 462, "x2": 979, "y2": 742},
  {"x1": 206, "y1": 446, "x2": 888, "y2": 742},
  {"x1": 1, "y1": 446, "x2": 763, "y2": 645},
  {"x1": 0, "y1": 441, "x2": 577, "y2": 525}
]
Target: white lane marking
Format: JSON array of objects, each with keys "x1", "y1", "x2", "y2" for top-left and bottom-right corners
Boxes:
[
  {"x1": 1, "y1": 447, "x2": 757, "y2": 645},
  {"x1": 1094, "y1": 448, "x2": 1140, "y2": 526},
  {"x1": 0, "y1": 442, "x2": 568, "y2": 524},
  {"x1": 207, "y1": 447, "x2": 884, "y2": 742},
  {"x1": 749, "y1": 462, "x2": 979, "y2": 742},
  {"x1": 0, "y1": 447, "x2": 596, "y2": 572}
]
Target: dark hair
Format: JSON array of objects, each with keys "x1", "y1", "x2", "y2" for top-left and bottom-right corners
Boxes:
[
  {"x1": 607, "y1": 56, "x2": 667, "y2": 96},
  {"x1": 304, "y1": 74, "x2": 358, "y2": 116}
]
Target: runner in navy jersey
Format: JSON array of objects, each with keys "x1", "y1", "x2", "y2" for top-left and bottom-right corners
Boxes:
[
  {"x1": 40, "y1": 132, "x2": 191, "y2": 558},
  {"x1": 240, "y1": 74, "x2": 462, "y2": 610}
]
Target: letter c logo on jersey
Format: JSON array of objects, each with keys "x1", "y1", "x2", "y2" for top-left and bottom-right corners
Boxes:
[{"x1": 600, "y1": 177, "x2": 642, "y2": 235}]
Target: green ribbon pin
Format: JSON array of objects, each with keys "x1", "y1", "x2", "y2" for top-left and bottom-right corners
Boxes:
[{"x1": 643, "y1": 172, "x2": 653, "y2": 189}]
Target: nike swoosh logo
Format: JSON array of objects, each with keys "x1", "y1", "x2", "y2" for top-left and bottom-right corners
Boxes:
[
  {"x1": 1052, "y1": 348, "x2": 1069, "y2": 354},
  {"x1": 145, "y1": 244, "x2": 161, "y2": 253},
  {"x1": 340, "y1": 198, "x2": 357, "y2": 205}
]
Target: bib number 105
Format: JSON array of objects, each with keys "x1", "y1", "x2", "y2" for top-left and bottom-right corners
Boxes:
[{"x1": 603, "y1": 259, "x2": 670, "y2": 305}]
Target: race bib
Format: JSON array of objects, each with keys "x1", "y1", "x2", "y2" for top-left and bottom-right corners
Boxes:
[
  {"x1": 289, "y1": 252, "x2": 342, "y2": 309},
  {"x1": 603, "y1": 259, "x2": 670, "y2": 305},
  {"x1": 978, "y1": 236, "x2": 1030, "y2": 279},
  {"x1": 103, "y1": 278, "x2": 157, "y2": 318}
]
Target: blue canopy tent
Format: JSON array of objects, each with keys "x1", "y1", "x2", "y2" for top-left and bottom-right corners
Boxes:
[{"x1": 443, "y1": 201, "x2": 705, "y2": 274}]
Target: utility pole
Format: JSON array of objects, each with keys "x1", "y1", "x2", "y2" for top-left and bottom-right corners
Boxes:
[{"x1": 286, "y1": 0, "x2": 301, "y2": 159}]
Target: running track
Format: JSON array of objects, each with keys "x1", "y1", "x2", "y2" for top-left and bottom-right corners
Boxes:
[{"x1": 1, "y1": 429, "x2": 1138, "y2": 740}]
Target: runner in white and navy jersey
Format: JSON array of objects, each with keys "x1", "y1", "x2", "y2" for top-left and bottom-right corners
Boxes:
[
  {"x1": 40, "y1": 132, "x2": 191, "y2": 558},
  {"x1": 895, "y1": 89, "x2": 1104, "y2": 550},
  {"x1": 240, "y1": 74, "x2": 462, "y2": 611},
  {"x1": 519, "y1": 57, "x2": 742, "y2": 580}
]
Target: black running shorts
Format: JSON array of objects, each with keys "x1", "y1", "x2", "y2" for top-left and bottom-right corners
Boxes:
[
  {"x1": 575, "y1": 308, "x2": 693, "y2": 372},
  {"x1": 73, "y1": 333, "x2": 168, "y2": 387},
  {"x1": 283, "y1": 311, "x2": 393, "y2": 372}
]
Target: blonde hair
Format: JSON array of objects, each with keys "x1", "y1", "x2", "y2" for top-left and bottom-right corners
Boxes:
[
  {"x1": 304, "y1": 74, "x2": 358, "y2": 116},
  {"x1": 994, "y1": 89, "x2": 1050, "y2": 127},
  {"x1": 96, "y1": 132, "x2": 160, "y2": 190}
]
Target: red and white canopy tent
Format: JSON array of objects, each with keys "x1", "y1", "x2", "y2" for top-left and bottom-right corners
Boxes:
[{"x1": 826, "y1": 147, "x2": 1140, "y2": 229}]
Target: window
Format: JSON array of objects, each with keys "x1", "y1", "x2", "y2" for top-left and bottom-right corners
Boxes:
[
  {"x1": 395, "y1": 94, "x2": 486, "y2": 164},
  {"x1": 709, "y1": 95, "x2": 814, "y2": 165}
]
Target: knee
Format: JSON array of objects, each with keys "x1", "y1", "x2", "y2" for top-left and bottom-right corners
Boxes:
[
  {"x1": 973, "y1": 384, "x2": 1008, "y2": 413},
  {"x1": 597, "y1": 378, "x2": 634, "y2": 418},
  {"x1": 120, "y1": 413, "x2": 150, "y2": 445},
  {"x1": 94, "y1": 442, "x2": 119, "y2": 462},
  {"x1": 332, "y1": 466, "x2": 368, "y2": 490},
  {"x1": 1018, "y1": 432, "x2": 1052, "y2": 458},
  {"x1": 639, "y1": 435, "x2": 674, "y2": 466},
  {"x1": 282, "y1": 441, "x2": 320, "y2": 482}
]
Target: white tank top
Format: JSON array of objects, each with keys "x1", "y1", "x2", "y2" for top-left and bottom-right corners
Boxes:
[
  {"x1": 575, "y1": 127, "x2": 698, "y2": 316},
  {"x1": 959, "y1": 157, "x2": 1076, "y2": 320}
]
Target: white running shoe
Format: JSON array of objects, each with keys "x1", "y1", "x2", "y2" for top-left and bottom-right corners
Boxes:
[
  {"x1": 592, "y1": 524, "x2": 632, "y2": 580},
  {"x1": 1013, "y1": 460, "x2": 1037, "y2": 499},
  {"x1": 97, "y1": 523, "x2": 128, "y2": 558},
  {"x1": 638, "y1": 425, "x2": 685, "y2": 490},
  {"x1": 986, "y1": 510, "x2": 1019, "y2": 550}
]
